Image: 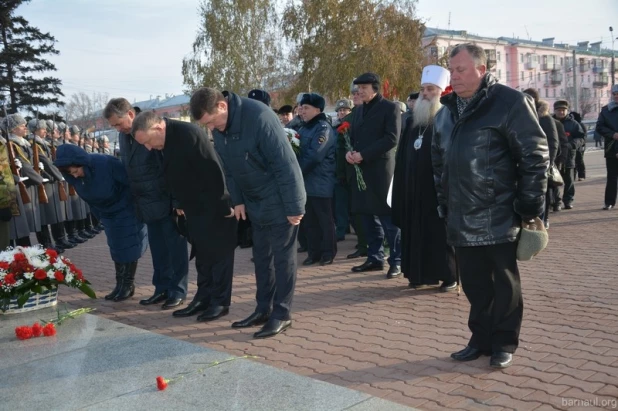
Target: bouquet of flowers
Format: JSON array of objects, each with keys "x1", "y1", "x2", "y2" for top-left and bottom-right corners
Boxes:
[
  {"x1": 0, "y1": 245, "x2": 96, "y2": 312},
  {"x1": 283, "y1": 128, "x2": 301, "y2": 156},
  {"x1": 336, "y1": 121, "x2": 366, "y2": 191}
]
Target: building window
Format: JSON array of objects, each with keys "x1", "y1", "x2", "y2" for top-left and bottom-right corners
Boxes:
[
  {"x1": 538, "y1": 73, "x2": 541, "y2": 81},
  {"x1": 581, "y1": 75, "x2": 584, "y2": 82},
  {"x1": 588, "y1": 75, "x2": 591, "y2": 82},
  {"x1": 498, "y1": 69, "x2": 502, "y2": 79},
  {"x1": 594, "y1": 89, "x2": 597, "y2": 97},
  {"x1": 520, "y1": 53, "x2": 524, "y2": 63},
  {"x1": 506, "y1": 71, "x2": 510, "y2": 81},
  {"x1": 545, "y1": 89, "x2": 549, "y2": 98},
  {"x1": 553, "y1": 89, "x2": 556, "y2": 97},
  {"x1": 529, "y1": 72, "x2": 532, "y2": 80},
  {"x1": 506, "y1": 53, "x2": 509, "y2": 63},
  {"x1": 521, "y1": 71, "x2": 524, "y2": 81},
  {"x1": 497, "y1": 51, "x2": 501, "y2": 61}
]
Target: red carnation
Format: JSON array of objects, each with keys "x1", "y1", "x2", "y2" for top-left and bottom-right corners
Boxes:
[
  {"x1": 42, "y1": 323, "x2": 56, "y2": 337},
  {"x1": 441, "y1": 85, "x2": 453, "y2": 97},
  {"x1": 337, "y1": 121, "x2": 351, "y2": 134},
  {"x1": 54, "y1": 271, "x2": 65, "y2": 282},
  {"x1": 3, "y1": 273, "x2": 16, "y2": 285},
  {"x1": 34, "y1": 269, "x2": 47, "y2": 281},
  {"x1": 14, "y1": 253, "x2": 26, "y2": 262},
  {"x1": 45, "y1": 249, "x2": 58, "y2": 259},
  {"x1": 156, "y1": 376, "x2": 168, "y2": 391},
  {"x1": 0, "y1": 261, "x2": 10, "y2": 270},
  {"x1": 15, "y1": 326, "x2": 33, "y2": 340},
  {"x1": 32, "y1": 323, "x2": 43, "y2": 337}
]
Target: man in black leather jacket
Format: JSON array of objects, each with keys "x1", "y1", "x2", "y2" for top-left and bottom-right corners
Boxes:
[{"x1": 432, "y1": 44, "x2": 549, "y2": 369}]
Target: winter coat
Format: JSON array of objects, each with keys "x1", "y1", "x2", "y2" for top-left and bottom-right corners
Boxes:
[
  {"x1": 554, "y1": 113, "x2": 584, "y2": 169},
  {"x1": 431, "y1": 74, "x2": 549, "y2": 247},
  {"x1": 161, "y1": 119, "x2": 237, "y2": 261},
  {"x1": 554, "y1": 120, "x2": 569, "y2": 166},
  {"x1": 54, "y1": 144, "x2": 148, "y2": 263},
  {"x1": 298, "y1": 113, "x2": 336, "y2": 198},
  {"x1": 212, "y1": 91, "x2": 306, "y2": 226},
  {"x1": 596, "y1": 104, "x2": 618, "y2": 159},
  {"x1": 349, "y1": 93, "x2": 401, "y2": 215},
  {"x1": 536, "y1": 101, "x2": 559, "y2": 165},
  {"x1": 118, "y1": 132, "x2": 171, "y2": 223}
]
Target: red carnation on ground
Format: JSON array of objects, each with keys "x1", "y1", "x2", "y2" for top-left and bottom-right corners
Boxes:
[
  {"x1": 31, "y1": 323, "x2": 43, "y2": 337},
  {"x1": 15, "y1": 326, "x2": 33, "y2": 340},
  {"x1": 34, "y1": 269, "x2": 47, "y2": 281},
  {"x1": 42, "y1": 323, "x2": 56, "y2": 337},
  {"x1": 156, "y1": 376, "x2": 168, "y2": 391},
  {"x1": 54, "y1": 271, "x2": 65, "y2": 282},
  {"x1": 3, "y1": 273, "x2": 16, "y2": 286}
]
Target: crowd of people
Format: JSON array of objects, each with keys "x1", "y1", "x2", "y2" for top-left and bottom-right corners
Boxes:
[{"x1": 2, "y1": 42, "x2": 618, "y2": 365}]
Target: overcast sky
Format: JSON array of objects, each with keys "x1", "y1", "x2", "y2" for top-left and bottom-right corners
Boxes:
[{"x1": 18, "y1": 0, "x2": 618, "y2": 105}]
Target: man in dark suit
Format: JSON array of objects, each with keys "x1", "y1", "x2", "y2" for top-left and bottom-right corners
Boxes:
[
  {"x1": 189, "y1": 87, "x2": 306, "y2": 339},
  {"x1": 346, "y1": 72, "x2": 402, "y2": 279},
  {"x1": 131, "y1": 111, "x2": 238, "y2": 322},
  {"x1": 104, "y1": 98, "x2": 189, "y2": 310}
]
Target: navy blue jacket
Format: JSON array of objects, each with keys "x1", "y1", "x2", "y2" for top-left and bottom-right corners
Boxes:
[
  {"x1": 55, "y1": 145, "x2": 148, "y2": 263},
  {"x1": 213, "y1": 92, "x2": 306, "y2": 226},
  {"x1": 298, "y1": 113, "x2": 336, "y2": 198},
  {"x1": 118, "y1": 132, "x2": 171, "y2": 223}
]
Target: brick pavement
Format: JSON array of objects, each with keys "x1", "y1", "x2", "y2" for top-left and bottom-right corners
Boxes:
[{"x1": 56, "y1": 150, "x2": 618, "y2": 410}]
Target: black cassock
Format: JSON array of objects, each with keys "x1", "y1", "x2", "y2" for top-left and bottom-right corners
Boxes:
[{"x1": 391, "y1": 119, "x2": 456, "y2": 286}]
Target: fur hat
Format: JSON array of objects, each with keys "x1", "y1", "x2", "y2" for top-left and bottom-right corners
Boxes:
[
  {"x1": 335, "y1": 99, "x2": 353, "y2": 111},
  {"x1": 2, "y1": 114, "x2": 26, "y2": 132},
  {"x1": 299, "y1": 93, "x2": 325, "y2": 112},
  {"x1": 278, "y1": 105, "x2": 293, "y2": 115},
  {"x1": 69, "y1": 125, "x2": 80, "y2": 135},
  {"x1": 248, "y1": 89, "x2": 271, "y2": 106},
  {"x1": 516, "y1": 217, "x2": 549, "y2": 261}
]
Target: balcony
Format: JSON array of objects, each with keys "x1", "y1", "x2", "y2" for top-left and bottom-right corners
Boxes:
[
  {"x1": 593, "y1": 78, "x2": 609, "y2": 87},
  {"x1": 579, "y1": 64, "x2": 589, "y2": 72},
  {"x1": 593, "y1": 66, "x2": 609, "y2": 74},
  {"x1": 525, "y1": 61, "x2": 538, "y2": 70},
  {"x1": 542, "y1": 62, "x2": 555, "y2": 70},
  {"x1": 545, "y1": 72, "x2": 563, "y2": 86},
  {"x1": 487, "y1": 58, "x2": 497, "y2": 69}
]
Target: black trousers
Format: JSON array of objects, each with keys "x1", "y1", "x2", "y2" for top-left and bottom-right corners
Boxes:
[
  {"x1": 252, "y1": 221, "x2": 298, "y2": 320},
  {"x1": 305, "y1": 196, "x2": 336, "y2": 260},
  {"x1": 575, "y1": 150, "x2": 586, "y2": 179},
  {"x1": 192, "y1": 250, "x2": 235, "y2": 307},
  {"x1": 455, "y1": 242, "x2": 523, "y2": 353},
  {"x1": 605, "y1": 157, "x2": 618, "y2": 207}
]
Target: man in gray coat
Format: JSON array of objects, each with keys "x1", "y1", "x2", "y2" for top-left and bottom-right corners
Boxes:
[{"x1": 190, "y1": 87, "x2": 306, "y2": 339}]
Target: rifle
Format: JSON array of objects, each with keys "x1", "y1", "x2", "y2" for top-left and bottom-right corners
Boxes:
[
  {"x1": 32, "y1": 139, "x2": 49, "y2": 204},
  {"x1": 2, "y1": 105, "x2": 30, "y2": 204},
  {"x1": 51, "y1": 114, "x2": 68, "y2": 201}
]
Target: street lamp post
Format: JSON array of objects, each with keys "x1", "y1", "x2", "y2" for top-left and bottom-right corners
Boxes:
[{"x1": 611, "y1": 26, "x2": 615, "y2": 86}]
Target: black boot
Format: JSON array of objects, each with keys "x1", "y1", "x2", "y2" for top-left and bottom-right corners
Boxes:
[
  {"x1": 51, "y1": 223, "x2": 76, "y2": 250},
  {"x1": 78, "y1": 219, "x2": 95, "y2": 239},
  {"x1": 37, "y1": 226, "x2": 63, "y2": 253},
  {"x1": 84, "y1": 213, "x2": 99, "y2": 236},
  {"x1": 105, "y1": 262, "x2": 124, "y2": 300},
  {"x1": 113, "y1": 261, "x2": 137, "y2": 302},
  {"x1": 66, "y1": 220, "x2": 87, "y2": 244}
]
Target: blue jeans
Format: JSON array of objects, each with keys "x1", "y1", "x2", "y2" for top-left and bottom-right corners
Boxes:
[
  {"x1": 361, "y1": 214, "x2": 401, "y2": 267},
  {"x1": 252, "y1": 222, "x2": 298, "y2": 320},
  {"x1": 147, "y1": 216, "x2": 189, "y2": 299}
]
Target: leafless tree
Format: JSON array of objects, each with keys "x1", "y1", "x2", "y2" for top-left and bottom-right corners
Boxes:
[{"x1": 65, "y1": 91, "x2": 109, "y2": 129}]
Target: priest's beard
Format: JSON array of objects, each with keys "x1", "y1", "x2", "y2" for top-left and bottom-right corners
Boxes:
[{"x1": 413, "y1": 95, "x2": 442, "y2": 128}]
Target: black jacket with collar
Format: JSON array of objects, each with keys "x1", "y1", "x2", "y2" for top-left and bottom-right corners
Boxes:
[
  {"x1": 212, "y1": 91, "x2": 306, "y2": 226},
  {"x1": 596, "y1": 104, "x2": 618, "y2": 158},
  {"x1": 431, "y1": 74, "x2": 549, "y2": 247},
  {"x1": 118, "y1": 131, "x2": 171, "y2": 223},
  {"x1": 349, "y1": 93, "x2": 401, "y2": 215}
]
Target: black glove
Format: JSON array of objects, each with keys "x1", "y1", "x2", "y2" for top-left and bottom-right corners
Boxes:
[{"x1": 0, "y1": 207, "x2": 12, "y2": 222}]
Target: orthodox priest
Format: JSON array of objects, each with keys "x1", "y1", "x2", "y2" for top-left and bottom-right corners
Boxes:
[{"x1": 391, "y1": 65, "x2": 457, "y2": 291}]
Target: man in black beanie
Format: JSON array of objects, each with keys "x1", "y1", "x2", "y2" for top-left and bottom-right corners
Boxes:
[{"x1": 297, "y1": 93, "x2": 337, "y2": 266}]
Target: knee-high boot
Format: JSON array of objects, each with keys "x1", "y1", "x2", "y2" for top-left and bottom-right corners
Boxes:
[
  {"x1": 105, "y1": 262, "x2": 124, "y2": 300},
  {"x1": 113, "y1": 261, "x2": 137, "y2": 302}
]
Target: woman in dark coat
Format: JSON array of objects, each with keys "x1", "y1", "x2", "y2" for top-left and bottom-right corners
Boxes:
[{"x1": 54, "y1": 144, "x2": 148, "y2": 302}]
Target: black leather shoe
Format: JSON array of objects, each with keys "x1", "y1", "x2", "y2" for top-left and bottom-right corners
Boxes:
[
  {"x1": 552, "y1": 204, "x2": 561, "y2": 212},
  {"x1": 297, "y1": 246, "x2": 307, "y2": 253},
  {"x1": 490, "y1": 352, "x2": 513, "y2": 368},
  {"x1": 68, "y1": 235, "x2": 86, "y2": 244},
  {"x1": 302, "y1": 257, "x2": 319, "y2": 266},
  {"x1": 231, "y1": 311, "x2": 270, "y2": 328},
  {"x1": 386, "y1": 265, "x2": 401, "y2": 279},
  {"x1": 563, "y1": 203, "x2": 573, "y2": 209},
  {"x1": 197, "y1": 306, "x2": 229, "y2": 322},
  {"x1": 346, "y1": 249, "x2": 367, "y2": 259},
  {"x1": 161, "y1": 298, "x2": 184, "y2": 310},
  {"x1": 451, "y1": 346, "x2": 490, "y2": 361},
  {"x1": 79, "y1": 230, "x2": 95, "y2": 239},
  {"x1": 139, "y1": 292, "x2": 167, "y2": 306},
  {"x1": 352, "y1": 260, "x2": 384, "y2": 272},
  {"x1": 55, "y1": 239, "x2": 76, "y2": 250},
  {"x1": 253, "y1": 318, "x2": 292, "y2": 338},
  {"x1": 320, "y1": 256, "x2": 334, "y2": 266},
  {"x1": 172, "y1": 300, "x2": 208, "y2": 317},
  {"x1": 439, "y1": 281, "x2": 458, "y2": 292}
]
